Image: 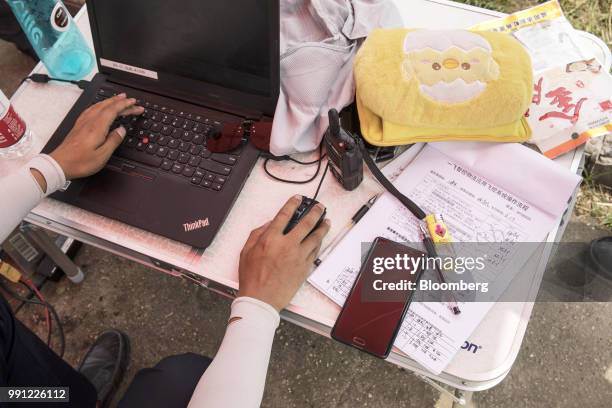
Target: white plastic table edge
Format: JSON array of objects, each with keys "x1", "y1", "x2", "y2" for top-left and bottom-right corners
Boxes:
[{"x1": 12, "y1": 0, "x2": 588, "y2": 392}]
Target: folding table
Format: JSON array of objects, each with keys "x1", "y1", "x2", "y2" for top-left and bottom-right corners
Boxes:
[{"x1": 2, "y1": 0, "x2": 606, "y2": 405}]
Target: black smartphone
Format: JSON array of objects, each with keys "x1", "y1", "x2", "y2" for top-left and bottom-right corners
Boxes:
[{"x1": 331, "y1": 237, "x2": 426, "y2": 358}]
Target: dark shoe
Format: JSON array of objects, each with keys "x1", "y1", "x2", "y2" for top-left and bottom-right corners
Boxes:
[
  {"x1": 78, "y1": 329, "x2": 131, "y2": 408},
  {"x1": 589, "y1": 236, "x2": 612, "y2": 281}
]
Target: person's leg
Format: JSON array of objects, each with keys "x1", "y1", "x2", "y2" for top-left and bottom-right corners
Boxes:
[
  {"x1": 118, "y1": 353, "x2": 212, "y2": 408},
  {"x1": 0, "y1": 295, "x2": 97, "y2": 407}
]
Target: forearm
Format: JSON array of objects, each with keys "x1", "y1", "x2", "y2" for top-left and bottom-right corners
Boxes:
[
  {"x1": 0, "y1": 154, "x2": 66, "y2": 242},
  {"x1": 188, "y1": 297, "x2": 280, "y2": 408}
]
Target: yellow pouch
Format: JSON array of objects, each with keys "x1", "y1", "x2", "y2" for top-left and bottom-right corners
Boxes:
[{"x1": 354, "y1": 29, "x2": 533, "y2": 146}]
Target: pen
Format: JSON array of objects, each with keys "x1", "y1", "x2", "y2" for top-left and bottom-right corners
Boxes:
[
  {"x1": 419, "y1": 224, "x2": 461, "y2": 315},
  {"x1": 314, "y1": 193, "x2": 380, "y2": 266}
]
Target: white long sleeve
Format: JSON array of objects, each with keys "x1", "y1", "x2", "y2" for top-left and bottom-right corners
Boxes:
[
  {"x1": 0, "y1": 154, "x2": 66, "y2": 243},
  {"x1": 188, "y1": 296, "x2": 280, "y2": 408},
  {"x1": 1, "y1": 157, "x2": 280, "y2": 407}
]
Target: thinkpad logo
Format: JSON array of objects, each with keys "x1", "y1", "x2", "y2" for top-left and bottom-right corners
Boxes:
[{"x1": 183, "y1": 218, "x2": 210, "y2": 232}]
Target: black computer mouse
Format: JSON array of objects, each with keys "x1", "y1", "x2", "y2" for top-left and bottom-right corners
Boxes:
[{"x1": 283, "y1": 195, "x2": 326, "y2": 235}]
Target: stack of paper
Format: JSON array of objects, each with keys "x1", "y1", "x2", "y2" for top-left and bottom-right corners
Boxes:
[{"x1": 308, "y1": 142, "x2": 580, "y2": 374}]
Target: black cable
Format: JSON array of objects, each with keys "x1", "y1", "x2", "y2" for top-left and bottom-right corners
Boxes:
[
  {"x1": 0, "y1": 278, "x2": 65, "y2": 357},
  {"x1": 21, "y1": 279, "x2": 53, "y2": 347},
  {"x1": 263, "y1": 144, "x2": 326, "y2": 184},
  {"x1": 22, "y1": 73, "x2": 90, "y2": 90},
  {"x1": 357, "y1": 137, "x2": 426, "y2": 220},
  {"x1": 312, "y1": 162, "x2": 330, "y2": 202},
  {"x1": 286, "y1": 155, "x2": 326, "y2": 165}
]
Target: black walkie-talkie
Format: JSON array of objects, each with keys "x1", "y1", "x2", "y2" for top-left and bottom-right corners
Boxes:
[{"x1": 324, "y1": 109, "x2": 363, "y2": 191}]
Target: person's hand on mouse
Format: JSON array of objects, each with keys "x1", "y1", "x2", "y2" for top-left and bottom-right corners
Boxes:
[
  {"x1": 50, "y1": 93, "x2": 143, "y2": 180},
  {"x1": 238, "y1": 195, "x2": 331, "y2": 311}
]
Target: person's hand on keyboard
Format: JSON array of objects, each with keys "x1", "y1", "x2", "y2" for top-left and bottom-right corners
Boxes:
[
  {"x1": 237, "y1": 195, "x2": 331, "y2": 311},
  {"x1": 50, "y1": 93, "x2": 144, "y2": 179}
]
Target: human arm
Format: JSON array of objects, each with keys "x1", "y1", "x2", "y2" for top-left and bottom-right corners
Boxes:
[
  {"x1": 188, "y1": 196, "x2": 331, "y2": 407},
  {"x1": 0, "y1": 155, "x2": 66, "y2": 243},
  {"x1": 0, "y1": 94, "x2": 143, "y2": 242}
]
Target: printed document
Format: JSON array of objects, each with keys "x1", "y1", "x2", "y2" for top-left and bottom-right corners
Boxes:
[{"x1": 308, "y1": 142, "x2": 580, "y2": 374}]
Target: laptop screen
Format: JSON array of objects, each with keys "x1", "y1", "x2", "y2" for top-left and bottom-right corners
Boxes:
[{"x1": 91, "y1": 0, "x2": 275, "y2": 98}]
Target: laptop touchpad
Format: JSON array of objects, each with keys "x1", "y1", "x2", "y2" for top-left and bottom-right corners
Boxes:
[{"x1": 79, "y1": 167, "x2": 154, "y2": 215}]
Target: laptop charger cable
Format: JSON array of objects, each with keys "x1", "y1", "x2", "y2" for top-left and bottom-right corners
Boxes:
[
  {"x1": 22, "y1": 73, "x2": 90, "y2": 90},
  {"x1": 261, "y1": 144, "x2": 327, "y2": 185}
]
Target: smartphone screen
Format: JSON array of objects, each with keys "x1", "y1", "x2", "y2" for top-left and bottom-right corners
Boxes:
[{"x1": 331, "y1": 237, "x2": 425, "y2": 358}]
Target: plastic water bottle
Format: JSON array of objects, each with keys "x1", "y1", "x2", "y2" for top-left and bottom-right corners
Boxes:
[
  {"x1": 6, "y1": 0, "x2": 94, "y2": 81},
  {"x1": 0, "y1": 90, "x2": 33, "y2": 158}
]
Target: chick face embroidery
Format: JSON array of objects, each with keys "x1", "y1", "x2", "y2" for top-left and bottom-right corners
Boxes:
[{"x1": 401, "y1": 30, "x2": 500, "y2": 104}]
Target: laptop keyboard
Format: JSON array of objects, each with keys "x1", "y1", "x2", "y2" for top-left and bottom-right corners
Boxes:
[{"x1": 94, "y1": 86, "x2": 241, "y2": 192}]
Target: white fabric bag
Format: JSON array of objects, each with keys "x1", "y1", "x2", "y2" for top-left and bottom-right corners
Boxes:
[{"x1": 270, "y1": 0, "x2": 401, "y2": 156}]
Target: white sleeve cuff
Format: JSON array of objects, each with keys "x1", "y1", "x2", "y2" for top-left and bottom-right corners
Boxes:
[
  {"x1": 26, "y1": 154, "x2": 66, "y2": 196},
  {"x1": 0, "y1": 155, "x2": 64, "y2": 242},
  {"x1": 187, "y1": 296, "x2": 280, "y2": 407},
  {"x1": 230, "y1": 297, "x2": 280, "y2": 329}
]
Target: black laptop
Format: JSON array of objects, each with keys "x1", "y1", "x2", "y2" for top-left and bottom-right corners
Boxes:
[{"x1": 43, "y1": 0, "x2": 279, "y2": 248}]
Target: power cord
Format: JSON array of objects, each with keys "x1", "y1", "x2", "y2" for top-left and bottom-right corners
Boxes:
[
  {"x1": 0, "y1": 260, "x2": 65, "y2": 357},
  {"x1": 21, "y1": 278, "x2": 52, "y2": 347},
  {"x1": 262, "y1": 144, "x2": 327, "y2": 184},
  {"x1": 21, "y1": 73, "x2": 90, "y2": 90},
  {"x1": 312, "y1": 162, "x2": 330, "y2": 202}
]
